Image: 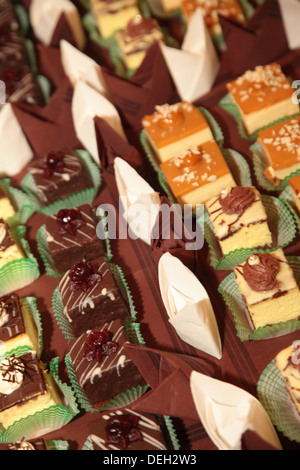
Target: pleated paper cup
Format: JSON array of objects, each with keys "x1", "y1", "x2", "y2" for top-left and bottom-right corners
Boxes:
[
  {"x1": 52, "y1": 261, "x2": 138, "y2": 341},
  {"x1": 0, "y1": 226, "x2": 40, "y2": 297},
  {"x1": 0, "y1": 356, "x2": 79, "y2": 444},
  {"x1": 140, "y1": 106, "x2": 225, "y2": 173},
  {"x1": 218, "y1": 256, "x2": 300, "y2": 341},
  {"x1": 65, "y1": 320, "x2": 148, "y2": 413},
  {"x1": 280, "y1": 184, "x2": 300, "y2": 233},
  {"x1": 200, "y1": 195, "x2": 296, "y2": 270},
  {"x1": 45, "y1": 440, "x2": 70, "y2": 450},
  {"x1": 257, "y1": 359, "x2": 300, "y2": 442},
  {"x1": 219, "y1": 93, "x2": 300, "y2": 141},
  {"x1": 251, "y1": 140, "x2": 300, "y2": 192},
  {"x1": 21, "y1": 150, "x2": 102, "y2": 217},
  {"x1": 0, "y1": 178, "x2": 35, "y2": 228}
]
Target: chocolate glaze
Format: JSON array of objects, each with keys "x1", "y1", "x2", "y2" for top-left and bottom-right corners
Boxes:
[
  {"x1": 219, "y1": 187, "x2": 255, "y2": 215},
  {"x1": 242, "y1": 253, "x2": 280, "y2": 292},
  {"x1": 0, "y1": 219, "x2": 15, "y2": 252},
  {"x1": 0, "y1": 293, "x2": 25, "y2": 342}
]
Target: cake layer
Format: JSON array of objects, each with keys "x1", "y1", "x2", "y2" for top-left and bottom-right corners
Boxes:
[
  {"x1": 59, "y1": 257, "x2": 130, "y2": 337},
  {"x1": 0, "y1": 186, "x2": 15, "y2": 220},
  {"x1": 142, "y1": 102, "x2": 213, "y2": 162},
  {"x1": 0, "y1": 219, "x2": 24, "y2": 269},
  {"x1": 69, "y1": 319, "x2": 146, "y2": 406},
  {"x1": 275, "y1": 344, "x2": 300, "y2": 415}
]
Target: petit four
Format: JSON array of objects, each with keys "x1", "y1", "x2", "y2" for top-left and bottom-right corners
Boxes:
[
  {"x1": 86, "y1": 408, "x2": 167, "y2": 450},
  {"x1": 234, "y1": 249, "x2": 300, "y2": 330},
  {"x1": 28, "y1": 150, "x2": 90, "y2": 207},
  {"x1": 69, "y1": 319, "x2": 146, "y2": 406},
  {"x1": 0, "y1": 219, "x2": 24, "y2": 269},
  {"x1": 142, "y1": 101, "x2": 214, "y2": 163},
  {"x1": 160, "y1": 140, "x2": 236, "y2": 206},
  {"x1": 275, "y1": 343, "x2": 300, "y2": 415},
  {"x1": 0, "y1": 185, "x2": 15, "y2": 220},
  {"x1": 45, "y1": 204, "x2": 104, "y2": 274},
  {"x1": 90, "y1": 0, "x2": 140, "y2": 39},
  {"x1": 182, "y1": 0, "x2": 245, "y2": 37},
  {"x1": 206, "y1": 186, "x2": 272, "y2": 255},
  {"x1": 0, "y1": 351, "x2": 62, "y2": 429},
  {"x1": 0, "y1": 293, "x2": 39, "y2": 354},
  {"x1": 226, "y1": 63, "x2": 299, "y2": 135},
  {"x1": 257, "y1": 116, "x2": 300, "y2": 186},
  {"x1": 289, "y1": 173, "x2": 300, "y2": 214},
  {"x1": 58, "y1": 257, "x2": 129, "y2": 337},
  {"x1": 115, "y1": 15, "x2": 165, "y2": 71}
]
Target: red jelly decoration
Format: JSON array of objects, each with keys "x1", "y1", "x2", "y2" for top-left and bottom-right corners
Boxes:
[
  {"x1": 84, "y1": 330, "x2": 119, "y2": 363},
  {"x1": 43, "y1": 151, "x2": 64, "y2": 177},
  {"x1": 69, "y1": 261, "x2": 102, "y2": 292},
  {"x1": 105, "y1": 414, "x2": 143, "y2": 449},
  {"x1": 56, "y1": 208, "x2": 86, "y2": 236}
]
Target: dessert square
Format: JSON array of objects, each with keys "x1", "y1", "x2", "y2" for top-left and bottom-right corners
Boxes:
[
  {"x1": 90, "y1": 0, "x2": 140, "y2": 39},
  {"x1": 289, "y1": 174, "x2": 300, "y2": 214},
  {"x1": 115, "y1": 15, "x2": 165, "y2": 71},
  {"x1": 69, "y1": 319, "x2": 146, "y2": 407},
  {"x1": 58, "y1": 257, "x2": 130, "y2": 337},
  {"x1": 29, "y1": 149, "x2": 90, "y2": 206},
  {"x1": 206, "y1": 186, "x2": 272, "y2": 255},
  {"x1": 160, "y1": 140, "x2": 236, "y2": 206},
  {"x1": 226, "y1": 63, "x2": 300, "y2": 135},
  {"x1": 0, "y1": 293, "x2": 39, "y2": 353},
  {"x1": 275, "y1": 343, "x2": 300, "y2": 416},
  {"x1": 0, "y1": 185, "x2": 15, "y2": 220},
  {"x1": 182, "y1": 0, "x2": 245, "y2": 37},
  {"x1": 45, "y1": 204, "x2": 105, "y2": 274},
  {"x1": 142, "y1": 102, "x2": 214, "y2": 163},
  {"x1": 257, "y1": 116, "x2": 300, "y2": 186},
  {"x1": 0, "y1": 219, "x2": 24, "y2": 269},
  {"x1": 86, "y1": 407, "x2": 167, "y2": 450},
  {"x1": 0, "y1": 351, "x2": 62, "y2": 429},
  {"x1": 234, "y1": 249, "x2": 300, "y2": 330}
]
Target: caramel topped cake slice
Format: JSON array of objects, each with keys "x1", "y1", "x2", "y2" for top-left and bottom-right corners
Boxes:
[
  {"x1": 206, "y1": 186, "x2": 272, "y2": 255},
  {"x1": 160, "y1": 140, "x2": 236, "y2": 206},
  {"x1": 142, "y1": 101, "x2": 214, "y2": 163},
  {"x1": 182, "y1": 0, "x2": 245, "y2": 36},
  {"x1": 0, "y1": 219, "x2": 24, "y2": 269},
  {"x1": 90, "y1": 0, "x2": 140, "y2": 38},
  {"x1": 234, "y1": 249, "x2": 300, "y2": 330},
  {"x1": 258, "y1": 116, "x2": 300, "y2": 186},
  {"x1": 115, "y1": 15, "x2": 164, "y2": 71},
  {"x1": 226, "y1": 63, "x2": 300, "y2": 135},
  {"x1": 275, "y1": 343, "x2": 300, "y2": 416}
]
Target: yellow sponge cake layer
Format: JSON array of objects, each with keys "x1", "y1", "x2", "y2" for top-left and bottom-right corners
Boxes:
[{"x1": 275, "y1": 344, "x2": 300, "y2": 415}]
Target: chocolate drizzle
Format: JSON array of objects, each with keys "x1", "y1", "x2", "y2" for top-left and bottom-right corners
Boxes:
[
  {"x1": 219, "y1": 187, "x2": 255, "y2": 215},
  {"x1": 243, "y1": 253, "x2": 280, "y2": 292}
]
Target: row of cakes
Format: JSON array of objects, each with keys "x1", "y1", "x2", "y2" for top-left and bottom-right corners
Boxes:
[{"x1": 138, "y1": 62, "x2": 300, "y2": 430}]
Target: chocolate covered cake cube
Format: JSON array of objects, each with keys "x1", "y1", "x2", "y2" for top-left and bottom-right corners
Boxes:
[
  {"x1": 0, "y1": 218, "x2": 24, "y2": 269},
  {"x1": 86, "y1": 408, "x2": 167, "y2": 450},
  {"x1": 29, "y1": 150, "x2": 90, "y2": 206},
  {"x1": 0, "y1": 0, "x2": 19, "y2": 30},
  {"x1": 69, "y1": 319, "x2": 146, "y2": 407},
  {"x1": 0, "y1": 293, "x2": 39, "y2": 354},
  {"x1": 45, "y1": 204, "x2": 105, "y2": 274},
  {"x1": 58, "y1": 257, "x2": 130, "y2": 337},
  {"x1": 0, "y1": 351, "x2": 62, "y2": 429}
]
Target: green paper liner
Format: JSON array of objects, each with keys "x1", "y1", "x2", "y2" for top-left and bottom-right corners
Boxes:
[
  {"x1": 36, "y1": 209, "x2": 112, "y2": 278},
  {"x1": 218, "y1": 256, "x2": 300, "y2": 341},
  {"x1": 251, "y1": 140, "x2": 300, "y2": 192},
  {"x1": 52, "y1": 261, "x2": 138, "y2": 341},
  {"x1": 13, "y1": 2, "x2": 30, "y2": 36},
  {"x1": 0, "y1": 225, "x2": 40, "y2": 297},
  {"x1": 0, "y1": 178, "x2": 35, "y2": 228},
  {"x1": 2, "y1": 296, "x2": 44, "y2": 359},
  {"x1": 64, "y1": 319, "x2": 148, "y2": 413},
  {"x1": 257, "y1": 358, "x2": 300, "y2": 442},
  {"x1": 140, "y1": 106, "x2": 225, "y2": 173},
  {"x1": 219, "y1": 93, "x2": 300, "y2": 141},
  {"x1": 0, "y1": 355, "x2": 79, "y2": 443},
  {"x1": 81, "y1": 414, "x2": 180, "y2": 450},
  {"x1": 158, "y1": 147, "x2": 252, "y2": 212},
  {"x1": 24, "y1": 39, "x2": 52, "y2": 104},
  {"x1": 280, "y1": 185, "x2": 300, "y2": 233},
  {"x1": 199, "y1": 194, "x2": 296, "y2": 270},
  {"x1": 45, "y1": 440, "x2": 70, "y2": 450},
  {"x1": 21, "y1": 150, "x2": 102, "y2": 216}
]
